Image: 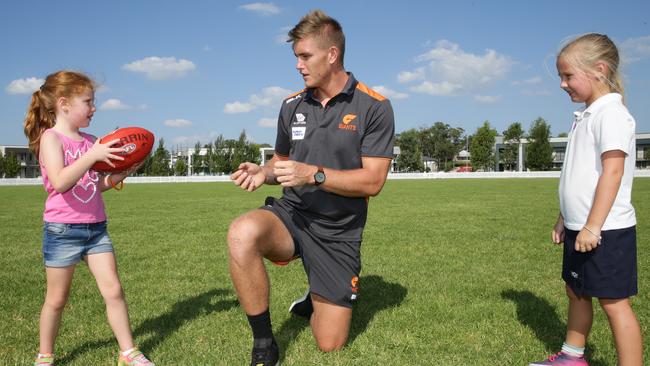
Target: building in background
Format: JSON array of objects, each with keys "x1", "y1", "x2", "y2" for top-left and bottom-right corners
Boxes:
[{"x1": 0, "y1": 145, "x2": 39, "y2": 178}]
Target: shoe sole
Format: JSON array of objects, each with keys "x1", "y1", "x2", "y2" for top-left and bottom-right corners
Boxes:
[{"x1": 288, "y1": 291, "x2": 312, "y2": 318}]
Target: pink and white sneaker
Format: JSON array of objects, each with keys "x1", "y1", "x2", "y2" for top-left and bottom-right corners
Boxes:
[
  {"x1": 117, "y1": 348, "x2": 155, "y2": 366},
  {"x1": 529, "y1": 351, "x2": 588, "y2": 366}
]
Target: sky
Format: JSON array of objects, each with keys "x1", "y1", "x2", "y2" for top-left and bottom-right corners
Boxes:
[{"x1": 2, "y1": 0, "x2": 649, "y2": 152}]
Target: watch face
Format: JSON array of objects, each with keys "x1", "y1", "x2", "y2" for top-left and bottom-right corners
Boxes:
[{"x1": 315, "y1": 171, "x2": 326, "y2": 183}]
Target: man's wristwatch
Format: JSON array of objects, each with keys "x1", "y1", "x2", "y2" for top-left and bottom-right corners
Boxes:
[{"x1": 314, "y1": 166, "x2": 326, "y2": 186}]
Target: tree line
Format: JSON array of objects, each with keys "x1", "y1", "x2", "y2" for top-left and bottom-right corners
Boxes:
[
  {"x1": 10, "y1": 119, "x2": 644, "y2": 178},
  {"x1": 396, "y1": 117, "x2": 557, "y2": 172},
  {"x1": 134, "y1": 130, "x2": 264, "y2": 176}
]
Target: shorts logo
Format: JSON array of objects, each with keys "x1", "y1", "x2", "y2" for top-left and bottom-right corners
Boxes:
[
  {"x1": 339, "y1": 114, "x2": 357, "y2": 131},
  {"x1": 350, "y1": 276, "x2": 359, "y2": 294},
  {"x1": 571, "y1": 271, "x2": 579, "y2": 279}
]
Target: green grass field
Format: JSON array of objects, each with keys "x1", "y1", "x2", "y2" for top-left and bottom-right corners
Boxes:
[{"x1": 1, "y1": 179, "x2": 648, "y2": 365}]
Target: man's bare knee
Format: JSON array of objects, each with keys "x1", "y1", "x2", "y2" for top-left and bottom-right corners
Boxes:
[
  {"x1": 228, "y1": 216, "x2": 262, "y2": 258},
  {"x1": 316, "y1": 337, "x2": 346, "y2": 353}
]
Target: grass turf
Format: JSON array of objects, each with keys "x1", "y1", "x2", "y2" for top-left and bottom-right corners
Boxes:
[{"x1": 0, "y1": 178, "x2": 648, "y2": 365}]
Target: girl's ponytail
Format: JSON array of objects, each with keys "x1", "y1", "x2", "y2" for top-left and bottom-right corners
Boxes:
[{"x1": 24, "y1": 89, "x2": 56, "y2": 157}]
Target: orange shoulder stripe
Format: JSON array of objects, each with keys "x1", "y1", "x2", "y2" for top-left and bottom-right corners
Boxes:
[
  {"x1": 356, "y1": 82, "x2": 386, "y2": 101},
  {"x1": 284, "y1": 88, "x2": 306, "y2": 100}
]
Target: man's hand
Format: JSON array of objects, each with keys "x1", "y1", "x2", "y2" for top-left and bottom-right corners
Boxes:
[
  {"x1": 231, "y1": 162, "x2": 266, "y2": 192},
  {"x1": 273, "y1": 160, "x2": 316, "y2": 187}
]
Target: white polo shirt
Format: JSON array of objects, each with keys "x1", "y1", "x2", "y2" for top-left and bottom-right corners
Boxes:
[{"x1": 559, "y1": 93, "x2": 636, "y2": 231}]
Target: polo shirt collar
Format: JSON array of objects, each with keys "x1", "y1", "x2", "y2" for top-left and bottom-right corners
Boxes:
[
  {"x1": 306, "y1": 72, "x2": 358, "y2": 102},
  {"x1": 574, "y1": 93, "x2": 622, "y2": 122}
]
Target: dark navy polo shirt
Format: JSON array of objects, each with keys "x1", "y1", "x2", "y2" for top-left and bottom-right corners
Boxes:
[{"x1": 273, "y1": 73, "x2": 395, "y2": 241}]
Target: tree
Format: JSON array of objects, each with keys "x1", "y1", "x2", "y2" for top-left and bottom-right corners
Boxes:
[
  {"x1": 420, "y1": 122, "x2": 464, "y2": 171},
  {"x1": 557, "y1": 132, "x2": 568, "y2": 137},
  {"x1": 150, "y1": 139, "x2": 172, "y2": 176},
  {"x1": 228, "y1": 130, "x2": 260, "y2": 174},
  {"x1": 136, "y1": 153, "x2": 153, "y2": 176},
  {"x1": 174, "y1": 157, "x2": 187, "y2": 176},
  {"x1": 213, "y1": 135, "x2": 230, "y2": 174},
  {"x1": 501, "y1": 122, "x2": 524, "y2": 171},
  {"x1": 526, "y1": 117, "x2": 554, "y2": 170},
  {"x1": 3, "y1": 152, "x2": 21, "y2": 178},
  {"x1": 470, "y1": 121, "x2": 497, "y2": 171},
  {"x1": 204, "y1": 143, "x2": 215, "y2": 174},
  {"x1": 191, "y1": 141, "x2": 203, "y2": 175},
  {"x1": 0, "y1": 149, "x2": 4, "y2": 178},
  {"x1": 395, "y1": 129, "x2": 423, "y2": 172}
]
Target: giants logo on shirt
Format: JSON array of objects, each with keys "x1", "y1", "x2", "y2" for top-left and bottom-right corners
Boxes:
[{"x1": 339, "y1": 114, "x2": 357, "y2": 131}]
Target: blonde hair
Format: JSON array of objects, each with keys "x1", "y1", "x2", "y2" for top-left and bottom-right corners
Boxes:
[
  {"x1": 23, "y1": 70, "x2": 95, "y2": 156},
  {"x1": 557, "y1": 33, "x2": 624, "y2": 101},
  {"x1": 287, "y1": 9, "x2": 345, "y2": 66}
]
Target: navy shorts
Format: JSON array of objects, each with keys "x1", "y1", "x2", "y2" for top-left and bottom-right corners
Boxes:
[
  {"x1": 261, "y1": 197, "x2": 361, "y2": 308},
  {"x1": 562, "y1": 226, "x2": 637, "y2": 299},
  {"x1": 42, "y1": 221, "x2": 114, "y2": 267}
]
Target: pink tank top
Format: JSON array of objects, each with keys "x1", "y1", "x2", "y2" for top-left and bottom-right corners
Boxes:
[{"x1": 41, "y1": 129, "x2": 107, "y2": 223}]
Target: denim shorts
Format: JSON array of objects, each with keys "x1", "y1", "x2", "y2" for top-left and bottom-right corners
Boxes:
[{"x1": 42, "y1": 221, "x2": 114, "y2": 267}]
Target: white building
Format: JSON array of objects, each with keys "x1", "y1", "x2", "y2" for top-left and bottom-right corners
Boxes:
[{"x1": 0, "y1": 145, "x2": 39, "y2": 178}]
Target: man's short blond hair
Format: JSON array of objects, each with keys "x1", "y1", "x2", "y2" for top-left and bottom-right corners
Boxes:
[{"x1": 288, "y1": 9, "x2": 345, "y2": 65}]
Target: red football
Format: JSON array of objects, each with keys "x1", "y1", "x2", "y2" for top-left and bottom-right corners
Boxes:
[{"x1": 91, "y1": 127, "x2": 155, "y2": 173}]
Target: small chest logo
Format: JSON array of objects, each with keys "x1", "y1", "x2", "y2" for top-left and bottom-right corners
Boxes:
[
  {"x1": 339, "y1": 114, "x2": 357, "y2": 131},
  {"x1": 294, "y1": 113, "x2": 307, "y2": 124}
]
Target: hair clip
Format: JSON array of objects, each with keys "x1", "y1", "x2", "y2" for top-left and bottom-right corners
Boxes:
[{"x1": 39, "y1": 84, "x2": 45, "y2": 92}]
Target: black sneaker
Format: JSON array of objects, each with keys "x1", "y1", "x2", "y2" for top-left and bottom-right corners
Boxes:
[
  {"x1": 250, "y1": 338, "x2": 279, "y2": 366},
  {"x1": 288, "y1": 290, "x2": 313, "y2": 319}
]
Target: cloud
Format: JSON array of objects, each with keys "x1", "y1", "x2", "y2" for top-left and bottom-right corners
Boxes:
[
  {"x1": 474, "y1": 95, "x2": 502, "y2": 103},
  {"x1": 410, "y1": 81, "x2": 463, "y2": 96},
  {"x1": 164, "y1": 119, "x2": 192, "y2": 127},
  {"x1": 224, "y1": 101, "x2": 256, "y2": 114},
  {"x1": 371, "y1": 85, "x2": 408, "y2": 100},
  {"x1": 620, "y1": 35, "x2": 650, "y2": 64},
  {"x1": 123, "y1": 56, "x2": 196, "y2": 80},
  {"x1": 100, "y1": 98, "x2": 131, "y2": 110},
  {"x1": 512, "y1": 76, "x2": 542, "y2": 86},
  {"x1": 172, "y1": 131, "x2": 221, "y2": 145},
  {"x1": 239, "y1": 2, "x2": 280, "y2": 16},
  {"x1": 399, "y1": 40, "x2": 514, "y2": 96},
  {"x1": 397, "y1": 68, "x2": 425, "y2": 83},
  {"x1": 257, "y1": 117, "x2": 277, "y2": 127},
  {"x1": 5, "y1": 77, "x2": 43, "y2": 94},
  {"x1": 224, "y1": 86, "x2": 292, "y2": 114},
  {"x1": 275, "y1": 26, "x2": 292, "y2": 44},
  {"x1": 95, "y1": 84, "x2": 110, "y2": 93}
]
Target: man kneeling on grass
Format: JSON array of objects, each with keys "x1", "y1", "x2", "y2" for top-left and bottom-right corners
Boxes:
[{"x1": 227, "y1": 9, "x2": 395, "y2": 366}]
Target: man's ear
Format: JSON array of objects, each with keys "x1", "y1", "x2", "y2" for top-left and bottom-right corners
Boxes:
[{"x1": 328, "y1": 46, "x2": 339, "y2": 65}]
